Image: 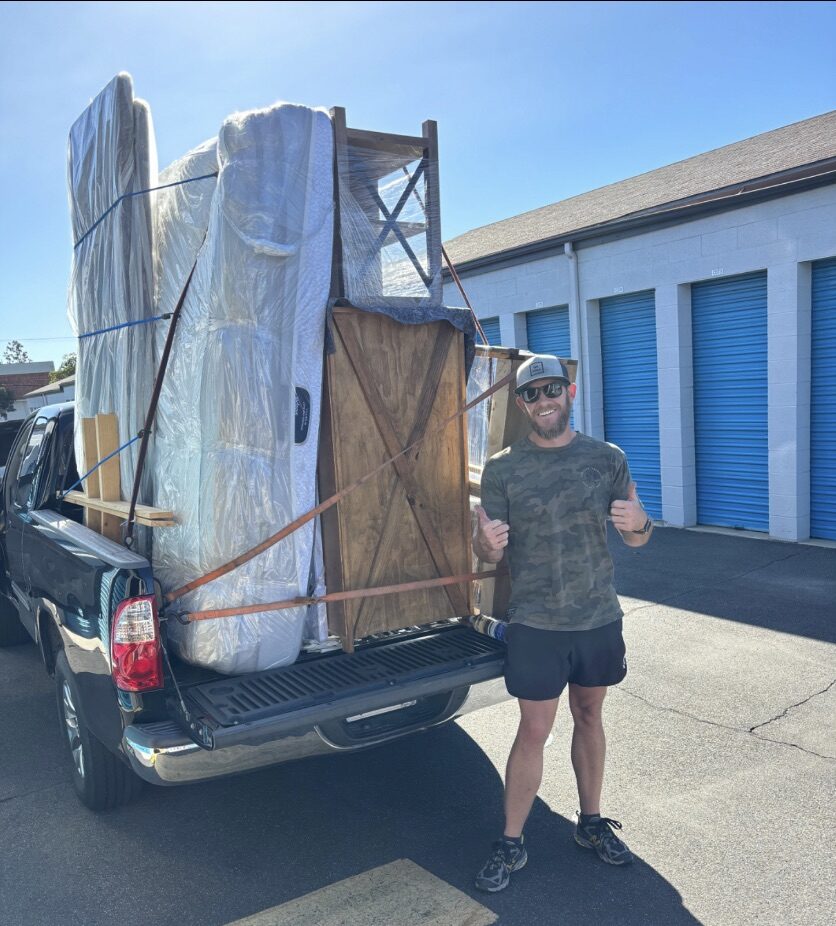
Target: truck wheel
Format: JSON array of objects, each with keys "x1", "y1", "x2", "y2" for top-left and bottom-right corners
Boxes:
[
  {"x1": 54, "y1": 651, "x2": 144, "y2": 810},
  {"x1": 0, "y1": 595, "x2": 30, "y2": 646}
]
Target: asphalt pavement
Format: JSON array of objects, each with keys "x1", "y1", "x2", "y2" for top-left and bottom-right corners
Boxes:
[{"x1": 0, "y1": 525, "x2": 833, "y2": 926}]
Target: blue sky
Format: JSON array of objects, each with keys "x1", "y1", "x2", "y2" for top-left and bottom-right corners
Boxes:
[{"x1": 1, "y1": 0, "x2": 834, "y2": 366}]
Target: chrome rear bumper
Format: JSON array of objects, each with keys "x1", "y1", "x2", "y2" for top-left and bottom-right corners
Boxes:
[{"x1": 123, "y1": 675, "x2": 509, "y2": 786}]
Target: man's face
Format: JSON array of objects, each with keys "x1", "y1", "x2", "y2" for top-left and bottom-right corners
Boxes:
[{"x1": 516, "y1": 377, "x2": 573, "y2": 440}]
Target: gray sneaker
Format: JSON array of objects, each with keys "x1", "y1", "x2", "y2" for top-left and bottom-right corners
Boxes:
[
  {"x1": 574, "y1": 814, "x2": 634, "y2": 865},
  {"x1": 474, "y1": 838, "x2": 528, "y2": 892}
]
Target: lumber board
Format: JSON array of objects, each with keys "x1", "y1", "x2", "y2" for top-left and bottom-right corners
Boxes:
[
  {"x1": 135, "y1": 517, "x2": 176, "y2": 528},
  {"x1": 329, "y1": 106, "x2": 349, "y2": 302},
  {"x1": 94, "y1": 414, "x2": 121, "y2": 502},
  {"x1": 80, "y1": 418, "x2": 102, "y2": 533},
  {"x1": 422, "y1": 119, "x2": 442, "y2": 304},
  {"x1": 95, "y1": 413, "x2": 122, "y2": 542},
  {"x1": 475, "y1": 352, "x2": 529, "y2": 619},
  {"x1": 347, "y1": 127, "x2": 426, "y2": 153},
  {"x1": 64, "y1": 491, "x2": 173, "y2": 522}
]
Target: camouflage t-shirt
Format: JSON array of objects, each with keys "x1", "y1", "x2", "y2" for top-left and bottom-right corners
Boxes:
[{"x1": 480, "y1": 432, "x2": 632, "y2": 632}]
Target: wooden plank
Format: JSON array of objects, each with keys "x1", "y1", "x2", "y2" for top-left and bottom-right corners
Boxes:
[
  {"x1": 94, "y1": 414, "x2": 120, "y2": 501},
  {"x1": 80, "y1": 418, "x2": 101, "y2": 534},
  {"x1": 64, "y1": 492, "x2": 173, "y2": 521},
  {"x1": 371, "y1": 220, "x2": 426, "y2": 240},
  {"x1": 319, "y1": 309, "x2": 472, "y2": 650},
  {"x1": 476, "y1": 354, "x2": 529, "y2": 619},
  {"x1": 422, "y1": 119, "x2": 443, "y2": 304},
  {"x1": 317, "y1": 357, "x2": 350, "y2": 650},
  {"x1": 346, "y1": 127, "x2": 426, "y2": 154},
  {"x1": 95, "y1": 413, "x2": 122, "y2": 542},
  {"x1": 475, "y1": 344, "x2": 521, "y2": 362},
  {"x1": 455, "y1": 299, "x2": 475, "y2": 618},
  {"x1": 329, "y1": 106, "x2": 349, "y2": 302}
]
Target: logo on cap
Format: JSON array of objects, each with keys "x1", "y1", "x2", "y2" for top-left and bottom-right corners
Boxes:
[{"x1": 530, "y1": 360, "x2": 545, "y2": 376}]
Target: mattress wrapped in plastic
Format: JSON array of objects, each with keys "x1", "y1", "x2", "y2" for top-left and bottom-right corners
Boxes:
[
  {"x1": 152, "y1": 103, "x2": 334, "y2": 674},
  {"x1": 67, "y1": 73, "x2": 157, "y2": 511}
]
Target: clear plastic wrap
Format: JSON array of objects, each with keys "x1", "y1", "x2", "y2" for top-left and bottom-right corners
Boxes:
[
  {"x1": 339, "y1": 141, "x2": 442, "y2": 308},
  {"x1": 152, "y1": 102, "x2": 334, "y2": 674},
  {"x1": 67, "y1": 73, "x2": 157, "y2": 512},
  {"x1": 467, "y1": 350, "x2": 494, "y2": 472}
]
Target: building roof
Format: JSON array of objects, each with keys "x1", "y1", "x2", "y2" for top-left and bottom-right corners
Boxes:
[
  {"x1": 0, "y1": 361, "x2": 54, "y2": 376},
  {"x1": 444, "y1": 110, "x2": 836, "y2": 269},
  {"x1": 23, "y1": 374, "x2": 75, "y2": 398}
]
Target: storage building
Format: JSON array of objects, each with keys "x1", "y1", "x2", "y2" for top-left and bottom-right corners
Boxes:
[{"x1": 444, "y1": 111, "x2": 836, "y2": 543}]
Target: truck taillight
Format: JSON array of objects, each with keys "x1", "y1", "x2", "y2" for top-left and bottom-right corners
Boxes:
[{"x1": 111, "y1": 596, "x2": 163, "y2": 692}]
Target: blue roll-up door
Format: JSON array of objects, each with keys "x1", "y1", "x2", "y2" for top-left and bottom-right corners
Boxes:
[
  {"x1": 599, "y1": 291, "x2": 662, "y2": 518},
  {"x1": 811, "y1": 258, "x2": 836, "y2": 540},
  {"x1": 691, "y1": 272, "x2": 768, "y2": 531},
  {"x1": 478, "y1": 316, "x2": 502, "y2": 346},
  {"x1": 526, "y1": 306, "x2": 571, "y2": 357},
  {"x1": 526, "y1": 306, "x2": 574, "y2": 429}
]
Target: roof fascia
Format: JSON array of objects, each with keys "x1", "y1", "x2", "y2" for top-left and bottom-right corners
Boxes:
[{"x1": 446, "y1": 160, "x2": 836, "y2": 278}]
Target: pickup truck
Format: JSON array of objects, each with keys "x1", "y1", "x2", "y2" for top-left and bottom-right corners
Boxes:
[{"x1": 0, "y1": 402, "x2": 507, "y2": 810}]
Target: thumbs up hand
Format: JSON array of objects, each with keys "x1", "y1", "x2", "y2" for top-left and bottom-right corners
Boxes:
[
  {"x1": 473, "y1": 505, "x2": 510, "y2": 563},
  {"x1": 609, "y1": 482, "x2": 647, "y2": 533}
]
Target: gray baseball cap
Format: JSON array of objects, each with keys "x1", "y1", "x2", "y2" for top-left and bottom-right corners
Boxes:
[{"x1": 515, "y1": 354, "x2": 571, "y2": 393}]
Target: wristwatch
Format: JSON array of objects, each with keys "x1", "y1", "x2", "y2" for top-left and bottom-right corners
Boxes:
[{"x1": 632, "y1": 516, "x2": 652, "y2": 534}]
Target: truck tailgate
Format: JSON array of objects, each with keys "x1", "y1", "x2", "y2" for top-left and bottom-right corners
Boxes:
[{"x1": 182, "y1": 625, "x2": 505, "y2": 740}]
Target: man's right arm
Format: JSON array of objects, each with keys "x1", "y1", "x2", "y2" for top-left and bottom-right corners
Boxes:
[
  {"x1": 473, "y1": 506, "x2": 509, "y2": 562},
  {"x1": 473, "y1": 464, "x2": 510, "y2": 563}
]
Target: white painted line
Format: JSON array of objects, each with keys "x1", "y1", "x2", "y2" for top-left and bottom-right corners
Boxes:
[{"x1": 227, "y1": 858, "x2": 497, "y2": 926}]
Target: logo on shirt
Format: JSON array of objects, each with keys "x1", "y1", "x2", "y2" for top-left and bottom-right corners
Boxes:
[{"x1": 582, "y1": 466, "x2": 603, "y2": 488}]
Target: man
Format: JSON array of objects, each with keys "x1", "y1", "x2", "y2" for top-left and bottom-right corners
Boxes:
[{"x1": 472, "y1": 353, "x2": 652, "y2": 892}]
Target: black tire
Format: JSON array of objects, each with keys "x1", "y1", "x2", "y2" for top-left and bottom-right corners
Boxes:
[
  {"x1": 54, "y1": 650, "x2": 144, "y2": 810},
  {"x1": 0, "y1": 594, "x2": 31, "y2": 646}
]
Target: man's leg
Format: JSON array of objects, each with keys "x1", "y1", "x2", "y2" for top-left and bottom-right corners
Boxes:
[
  {"x1": 568, "y1": 684, "x2": 607, "y2": 815},
  {"x1": 569, "y1": 683, "x2": 633, "y2": 865},
  {"x1": 476, "y1": 626, "x2": 566, "y2": 892},
  {"x1": 504, "y1": 697, "x2": 559, "y2": 837}
]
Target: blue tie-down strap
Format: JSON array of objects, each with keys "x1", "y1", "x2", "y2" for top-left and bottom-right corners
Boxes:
[
  {"x1": 77, "y1": 313, "x2": 170, "y2": 340},
  {"x1": 61, "y1": 433, "x2": 143, "y2": 499},
  {"x1": 73, "y1": 171, "x2": 218, "y2": 250}
]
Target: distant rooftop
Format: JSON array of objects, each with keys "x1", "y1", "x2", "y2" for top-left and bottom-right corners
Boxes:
[
  {"x1": 444, "y1": 110, "x2": 836, "y2": 268},
  {"x1": 24, "y1": 374, "x2": 75, "y2": 398},
  {"x1": 0, "y1": 361, "x2": 54, "y2": 376}
]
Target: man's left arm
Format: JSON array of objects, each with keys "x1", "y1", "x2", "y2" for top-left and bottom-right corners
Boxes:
[
  {"x1": 610, "y1": 482, "x2": 653, "y2": 547},
  {"x1": 608, "y1": 448, "x2": 652, "y2": 547}
]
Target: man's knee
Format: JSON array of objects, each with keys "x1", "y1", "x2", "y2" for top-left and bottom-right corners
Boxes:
[
  {"x1": 569, "y1": 687, "x2": 606, "y2": 728},
  {"x1": 517, "y1": 700, "x2": 557, "y2": 746}
]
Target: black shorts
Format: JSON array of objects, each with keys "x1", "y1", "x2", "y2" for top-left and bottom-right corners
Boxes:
[{"x1": 504, "y1": 619, "x2": 627, "y2": 701}]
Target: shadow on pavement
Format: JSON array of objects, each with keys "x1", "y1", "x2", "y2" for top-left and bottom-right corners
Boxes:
[
  {"x1": 608, "y1": 524, "x2": 836, "y2": 644},
  {"x1": 87, "y1": 722, "x2": 701, "y2": 926}
]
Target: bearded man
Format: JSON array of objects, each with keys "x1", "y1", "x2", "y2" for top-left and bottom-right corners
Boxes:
[{"x1": 472, "y1": 354, "x2": 653, "y2": 892}]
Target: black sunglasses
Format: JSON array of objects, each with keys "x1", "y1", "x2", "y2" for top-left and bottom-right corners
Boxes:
[{"x1": 519, "y1": 382, "x2": 566, "y2": 403}]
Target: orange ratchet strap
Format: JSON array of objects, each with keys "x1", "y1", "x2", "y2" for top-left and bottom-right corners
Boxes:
[{"x1": 178, "y1": 569, "x2": 501, "y2": 623}]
